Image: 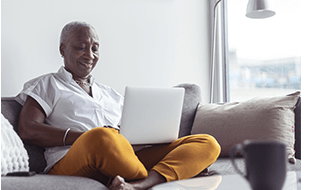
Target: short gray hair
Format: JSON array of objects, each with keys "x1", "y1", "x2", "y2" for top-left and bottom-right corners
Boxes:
[{"x1": 60, "y1": 21, "x2": 94, "y2": 45}]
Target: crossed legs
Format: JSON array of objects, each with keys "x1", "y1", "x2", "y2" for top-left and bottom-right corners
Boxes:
[{"x1": 49, "y1": 127, "x2": 221, "y2": 189}]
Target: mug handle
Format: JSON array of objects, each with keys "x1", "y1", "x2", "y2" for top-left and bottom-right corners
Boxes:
[{"x1": 230, "y1": 144, "x2": 246, "y2": 177}]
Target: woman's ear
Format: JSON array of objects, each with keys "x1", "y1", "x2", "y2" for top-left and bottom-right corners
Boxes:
[{"x1": 60, "y1": 43, "x2": 66, "y2": 57}]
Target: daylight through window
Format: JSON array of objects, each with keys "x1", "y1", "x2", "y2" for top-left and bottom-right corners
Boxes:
[{"x1": 227, "y1": 0, "x2": 301, "y2": 102}]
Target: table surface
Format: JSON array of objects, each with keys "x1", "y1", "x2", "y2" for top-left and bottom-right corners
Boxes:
[{"x1": 151, "y1": 171, "x2": 301, "y2": 190}]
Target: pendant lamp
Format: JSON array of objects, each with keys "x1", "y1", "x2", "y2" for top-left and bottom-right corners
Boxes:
[{"x1": 246, "y1": 0, "x2": 276, "y2": 19}]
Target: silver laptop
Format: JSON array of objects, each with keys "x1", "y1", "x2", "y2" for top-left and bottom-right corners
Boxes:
[{"x1": 120, "y1": 86, "x2": 185, "y2": 145}]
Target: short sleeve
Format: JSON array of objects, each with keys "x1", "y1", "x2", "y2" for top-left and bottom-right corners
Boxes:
[{"x1": 15, "y1": 75, "x2": 58, "y2": 117}]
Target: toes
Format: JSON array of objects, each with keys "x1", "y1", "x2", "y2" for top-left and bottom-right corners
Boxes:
[
  {"x1": 112, "y1": 175, "x2": 124, "y2": 185},
  {"x1": 109, "y1": 175, "x2": 126, "y2": 190},
  {"x1": 116, "y1": 175, "x2": 126, "y2": 183}
]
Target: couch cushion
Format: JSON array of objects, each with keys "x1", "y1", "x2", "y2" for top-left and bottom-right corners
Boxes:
[
  {"x1": 209, "y1": 158, "x2": 301, "y2": 176},
  {"x1": 174, "y1": 84, "x2": 202, "y2": 137},
  {"x1": 191, "y1": 92, "x2": 300, "y2": 163},
  {"x1": 1, "y1": 98, "x2": 47, "y2": 173},
  {"x1": 1, "y1": 174, "x2": 108, "y2": 190}
]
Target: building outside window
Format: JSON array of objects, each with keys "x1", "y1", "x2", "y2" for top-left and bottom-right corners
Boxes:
[{"x1": 227, "y1": 0, "x2": 301, "y2": 102}]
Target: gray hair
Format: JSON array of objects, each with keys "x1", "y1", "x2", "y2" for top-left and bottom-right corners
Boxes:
[{"x1": 60, "y1": 21, "x2": 94, "y2": 45}]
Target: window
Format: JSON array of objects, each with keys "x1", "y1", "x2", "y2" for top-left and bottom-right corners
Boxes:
[{"x1": 227, "y1": 0, "x2": 301, "y2": 102}]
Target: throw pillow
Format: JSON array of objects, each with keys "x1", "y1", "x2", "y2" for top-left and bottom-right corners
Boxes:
[
  {"x1": 1, "y1": 114, "x2": 29, "y2": 175},
  {"x1": 191, "y1": 91, "x2": 300, "y2": 163}
]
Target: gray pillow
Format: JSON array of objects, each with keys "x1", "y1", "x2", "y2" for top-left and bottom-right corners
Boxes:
[{"x1": 191, "y1": 91, "x2": 300, "y2": 163}]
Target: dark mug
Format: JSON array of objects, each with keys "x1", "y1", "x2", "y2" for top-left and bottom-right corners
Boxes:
[{"x1": 230, "y1": 140, "x2": 287, "y2": 190}]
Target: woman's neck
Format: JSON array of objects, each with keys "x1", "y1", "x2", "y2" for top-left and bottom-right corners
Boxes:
[
  {"x1": 72, "y1": 76, "x2": 89, "y2": 83},
  {"x1": 64, "y1": 66, "x2": 90, "y2": 83}
]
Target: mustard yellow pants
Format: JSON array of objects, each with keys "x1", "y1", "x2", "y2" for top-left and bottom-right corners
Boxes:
[{"x1": 49, "y1": 127, "x2": 220, "y2": 184}]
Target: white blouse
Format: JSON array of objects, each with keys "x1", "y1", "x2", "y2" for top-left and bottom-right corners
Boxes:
[{"x1": 16, "y1": 66, "x2": 124, "y2": 173}]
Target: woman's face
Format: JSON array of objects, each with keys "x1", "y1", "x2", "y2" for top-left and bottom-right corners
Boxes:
[{"x1": 60, "y1": 26, "x2": 100, "y2": 79}]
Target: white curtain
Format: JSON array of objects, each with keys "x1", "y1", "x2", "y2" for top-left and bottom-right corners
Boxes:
[{"x1": 207, "y1": 0, "x2": 229, "y2": 103}]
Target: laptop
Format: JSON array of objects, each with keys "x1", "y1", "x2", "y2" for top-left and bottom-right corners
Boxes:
[{"x1": 120, "y1": 86, "x2": 185, "y2": 145}]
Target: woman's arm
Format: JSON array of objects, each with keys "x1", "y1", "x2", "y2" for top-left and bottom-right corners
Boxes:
[{"x1": 18, "y1": 96, "x2": 83, "y2": 147}]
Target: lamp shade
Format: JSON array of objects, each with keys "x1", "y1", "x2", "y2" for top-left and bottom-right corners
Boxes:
[{"x1": 246, "y1": 0, "x2": 275, "y2": 19}]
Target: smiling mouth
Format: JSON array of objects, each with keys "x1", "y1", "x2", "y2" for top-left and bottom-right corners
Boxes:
[{"x1": 79, "y1": 61, "x2": 93, "y2": 68}]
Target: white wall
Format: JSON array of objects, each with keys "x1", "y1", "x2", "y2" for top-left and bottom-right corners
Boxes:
[{"x1": 2, "y1": 0, "x2": 211, "y2": 102}]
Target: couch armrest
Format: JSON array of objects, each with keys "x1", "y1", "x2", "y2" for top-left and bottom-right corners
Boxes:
[{"x1": 294, "y1": 97, "x2": 301, "y2": 159}]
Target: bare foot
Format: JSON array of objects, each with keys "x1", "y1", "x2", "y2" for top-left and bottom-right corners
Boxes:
[
  {"x1": 108, "y1": 175, "x2": 141, "y2": 190},
  {"x1": 108, "y1": 171, "x2": 166, "y2": 190}
]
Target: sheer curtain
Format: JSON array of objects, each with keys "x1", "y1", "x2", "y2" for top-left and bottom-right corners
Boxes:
[{"x1": 207, "y1": 0, "x2": 229, "y2": 103}]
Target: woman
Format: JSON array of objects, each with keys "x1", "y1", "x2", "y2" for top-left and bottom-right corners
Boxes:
[{"x1": 17, "y1": 21, "x2": 221, "y2": 190}]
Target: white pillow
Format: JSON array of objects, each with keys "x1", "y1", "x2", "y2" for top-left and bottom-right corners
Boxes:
[
  {"x1": 191, "y1": 92, "x2": 300, "y2": 163},
  {"x1": 1, "y1": 114, "x2": 29, "y2": 175}
]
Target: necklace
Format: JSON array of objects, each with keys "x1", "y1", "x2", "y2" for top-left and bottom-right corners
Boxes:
[{"x1": 74, "y1": 80, "x2": 91, "y2": 87}]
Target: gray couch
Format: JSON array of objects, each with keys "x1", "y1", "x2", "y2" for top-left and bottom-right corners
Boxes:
[{"x1": 1, "y1": 84, "x2": 301, "y2": 190}]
